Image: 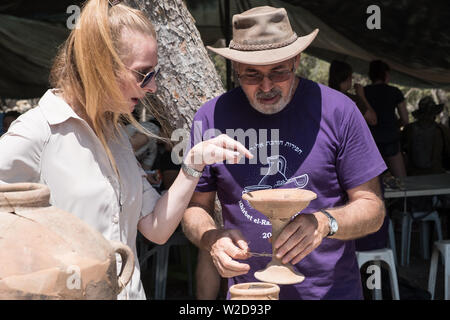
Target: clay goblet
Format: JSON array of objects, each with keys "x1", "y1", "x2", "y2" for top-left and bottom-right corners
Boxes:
[{"x1": 242, "y1": 188, "x2": 317, "y2": 285}]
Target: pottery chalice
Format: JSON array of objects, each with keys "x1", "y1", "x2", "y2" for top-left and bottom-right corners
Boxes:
[{"x1": 242, "y1": 188, "x2": 317, "y2": 285}]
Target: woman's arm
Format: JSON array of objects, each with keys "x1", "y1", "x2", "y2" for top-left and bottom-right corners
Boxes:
[
  {"x1": 0, "y1": 110, "x2": 48, "y2": 183},
  {"x1": 138, "y1": 134, "x2": 253, "y2": 244},
  {"x1": 138, "y1": 165, "x2": 206, "y2": 244},
  {"x1": 363, "y1": 107, "x2": 378, "y2": 126},
  {"x1": 354, "y1": 83, "x2": 377, "y2": 126},
  {"x1": 397, "y1": 100, "x2": 409, "y2": 127}
]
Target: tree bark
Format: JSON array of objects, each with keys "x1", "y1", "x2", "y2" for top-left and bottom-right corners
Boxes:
[{"x1": 125, "y1": 0, "x2": 225, "y2": 136}]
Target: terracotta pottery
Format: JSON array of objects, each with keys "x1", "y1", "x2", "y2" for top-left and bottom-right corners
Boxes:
[
  {"x1": 242, "y1": 188, "x2": 317, "y2": 285},
  {"x1": 229, "y1": 282, "x2": 280, "y2": 300},
  {"x1": 0, "y1": 183, "x2": 134, "y2": 299}
]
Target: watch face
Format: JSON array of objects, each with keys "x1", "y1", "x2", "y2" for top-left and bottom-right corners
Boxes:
[{"x1": 331, "y1": 220, "x2": 338, "y2": 232}]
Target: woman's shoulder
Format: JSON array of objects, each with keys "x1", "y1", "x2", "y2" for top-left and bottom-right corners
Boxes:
[
  {"x1": 319, "y1": 83, "x2": 358, "y2": 111},
  {"x1": 385, "y1": 83, "x2": 402, "y2": 92},
  {"x1": 365, "y1": 83, "x2": 403, "y2": 96},
  {"x1": 7, "y1": 105, "x2": 50, "y2": 139}
]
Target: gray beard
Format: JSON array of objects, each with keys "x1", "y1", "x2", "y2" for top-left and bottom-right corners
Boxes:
[
  {"x1": 249, "y1": 79, "x2": 296, "y2": 115},
  {"x1": 250, "y1": 94, "x2": 290, "y2": 114}
]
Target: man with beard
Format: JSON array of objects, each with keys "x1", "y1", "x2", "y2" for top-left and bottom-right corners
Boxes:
[{"x1": 181, "y1": 6, "x2": 387, "y2": 299}]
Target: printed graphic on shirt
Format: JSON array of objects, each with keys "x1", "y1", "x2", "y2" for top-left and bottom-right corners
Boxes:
[{"x1": 238, "y1": 140, "x2": 309, "y2": 237}]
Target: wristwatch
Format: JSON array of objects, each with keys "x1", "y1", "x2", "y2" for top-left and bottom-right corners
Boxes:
[
  {"x1": 181, "y1": 162, "x2": 203, "y2": 178},
  {"x1": 320, "y1": 209, "x2": 338, "y2": 237}
]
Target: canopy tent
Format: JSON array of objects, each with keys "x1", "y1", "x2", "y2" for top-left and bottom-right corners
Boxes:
[
  {"x1": 0, "y1": 0, "x2": 82, "y2": 99},
  {"x1": 187, "y1": 0, "x2": 450, "y2": 89},
  {"x1": 0, "y1": 0, "x2": 449, "y2": 99},
  {"x1": 0, "y1": 14, "x2": 69, "y2": 98}
]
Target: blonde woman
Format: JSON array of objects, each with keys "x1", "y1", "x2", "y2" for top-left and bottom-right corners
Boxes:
[{"x1": 0, "y1": 0, "x2": 251, "y2": 300}]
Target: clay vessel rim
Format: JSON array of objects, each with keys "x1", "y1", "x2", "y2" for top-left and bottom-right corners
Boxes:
[
  {"x1": 242, "y1": 188, "x2": 317, "y2": 203},
  {"x1": 229, "y1": 282, "x2": 280, "y2": 295},
  {"x1": 0, "y1": 182, "x2": 47, "y2": 193},
  {"x1": 0, "y1": 183, "x2": 50, "y2": 210}
]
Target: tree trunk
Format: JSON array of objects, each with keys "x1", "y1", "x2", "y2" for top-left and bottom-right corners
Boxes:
[{"x1": 125, "y1": 0, "x2": 225, "y2": 136}]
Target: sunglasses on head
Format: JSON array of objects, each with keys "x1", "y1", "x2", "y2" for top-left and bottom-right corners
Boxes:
[{"x1": 130, "y1": 66, "x2": 160, "y2": 88}]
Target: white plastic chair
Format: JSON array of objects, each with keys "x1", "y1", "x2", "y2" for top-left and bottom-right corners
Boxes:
[
  {"x1": 356, "y1": 248, "x2": 400, "y2": 300},
  {"x1": 401, "y1": 210, "x2": 443, "y2": 265},
  {"x1": 428, "y1": 240, "x2": 450, "y2": 300},
  {"x1": 388, "y1": 217, "x2": 397, "y2": 265}
]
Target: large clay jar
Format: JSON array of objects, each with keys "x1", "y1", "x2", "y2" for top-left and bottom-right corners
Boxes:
[
  {"x1": 229, "y1": 282, "x2": 280, "y2": 300},
  {"x1": 0, "y1": 183, "x2": 134, "y2": 299}
]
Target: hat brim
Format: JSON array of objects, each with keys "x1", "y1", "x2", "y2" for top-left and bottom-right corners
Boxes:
[
  {"x1": 207, "y1": 29, "x2": 319, "y2": 65},
  {"x1": 412, "y1": 104, "x2": 444, "y2": 119}
]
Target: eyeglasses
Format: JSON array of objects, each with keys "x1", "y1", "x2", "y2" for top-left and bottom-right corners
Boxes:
[
  {"x1": 130, "y1": 66, "x2": 160, "y2": 88},
  {"x1": 237, "y1": 62, "x2": 296, "y2": 85}
]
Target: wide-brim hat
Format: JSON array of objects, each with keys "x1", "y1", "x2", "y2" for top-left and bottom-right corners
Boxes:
[
  {"x1": 412, "y1": 96, "x2": 444, "y2": 119},
  {"x1": 207, "y1": 6, "x2": 319, "y2": 65}
]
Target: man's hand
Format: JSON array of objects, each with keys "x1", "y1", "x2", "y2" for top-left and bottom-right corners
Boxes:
[
  {"x1": 273, "y1": 213, "x2": 329, "y2": 265},
  {"x1": 202, "y1": 228, "x2": 251, "y2": 278}
]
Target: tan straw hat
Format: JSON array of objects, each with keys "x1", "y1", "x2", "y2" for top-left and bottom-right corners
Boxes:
[
  {"x1": 412, "y1": 96, "x2": 444, "y2": 119},
  {"x1": 207, "y1": 6, "x2": 319, "y2": 65}
]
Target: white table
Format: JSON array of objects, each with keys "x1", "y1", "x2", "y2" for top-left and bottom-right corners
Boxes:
[
  {"x1": 384, "y1": 173, "x2": 450, "y2": 199},
  {"x1": 384, "y1": 173, "x2": 450, "y2": 265}
]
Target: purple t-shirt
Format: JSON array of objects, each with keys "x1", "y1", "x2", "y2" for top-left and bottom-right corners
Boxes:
[{"x1": 190, "y1": 78, "x2": 387, "y2": 299}]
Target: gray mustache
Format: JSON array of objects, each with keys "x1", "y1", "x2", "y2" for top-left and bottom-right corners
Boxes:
[{"x1": 256, "y1": 89, "x2": 281, "y2": 99}]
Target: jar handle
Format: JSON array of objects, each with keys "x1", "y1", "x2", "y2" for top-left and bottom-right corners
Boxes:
[{"x1": 109, "y1": 240, "x2": 135, "y2": 293}]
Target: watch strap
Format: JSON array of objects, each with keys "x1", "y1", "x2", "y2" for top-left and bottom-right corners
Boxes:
[
  {"x1": 181, "y1": 162, "x2": 203, "y2": 178},
  {"x1": 320, "y1": 209, "x2": 337, "y2": 237}
]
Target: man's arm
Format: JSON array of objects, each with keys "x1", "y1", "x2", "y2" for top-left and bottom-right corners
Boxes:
[
  {"x1": 274, "y1": 176, "x2": 385, "y2": 265},
  {"x1": 182, "y1": 191, "x2": 251, "y2": 277},
  {"x1": 319, "y1": 176, "x2": 385, "y2": 240},
  {"x1": 182, "y1": 191, "x2": 217, "y2": 250}
]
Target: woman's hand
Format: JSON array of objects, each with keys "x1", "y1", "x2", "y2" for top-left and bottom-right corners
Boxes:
[
  {"x1": 138, "y1": 135, "x2": 253, "y2": 245},
  {"x1": 184, "y1": 134, "x2": 253, "y2": 172}
]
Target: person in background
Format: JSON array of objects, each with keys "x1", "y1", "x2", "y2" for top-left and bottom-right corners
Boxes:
[
  {"x1": 125, "y1": 116, "x2": 160, "y2": 171},
  {"x1": 150, "y1": 119, "x2": 181, "y2": 193},
  {"x1": 401, "y1": 96, "x2": 450, "y2": 222},
  {"x1": 328, "y1": 60, "x2": 377, "y2": 126},
  {"x1": 402, "y1": 96, "x2": 450, "y2": 175},
  {"x1": 364, "y1": 60, "x2": 409, "y2": 178},
  {"x1": 124, "y1": 114, "x2": 164, "y2": 188}
]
